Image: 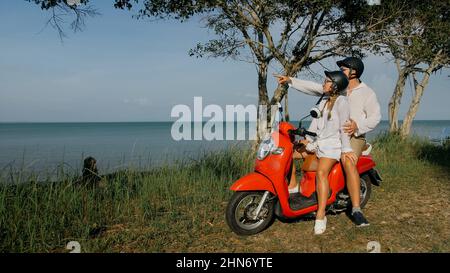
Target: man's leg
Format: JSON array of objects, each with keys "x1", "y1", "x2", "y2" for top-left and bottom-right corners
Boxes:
[{"x1": 345, "y1": 136, "x2": 370, "y2": 227}]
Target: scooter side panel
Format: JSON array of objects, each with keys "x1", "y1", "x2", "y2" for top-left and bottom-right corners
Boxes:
[
  {"x1": 329, "y1": 163, "x2": 346, "y2": 195},
  {"x1": 300, "y1": 164, "x2": 346, "y2": 198},
  {"x1": 299, "y1": 172, "x2": 316, "y2": 197}
]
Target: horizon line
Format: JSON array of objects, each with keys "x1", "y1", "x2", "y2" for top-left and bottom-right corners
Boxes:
[{"x1": 1, "y1": 119, "x2": 450, "y2": 123}]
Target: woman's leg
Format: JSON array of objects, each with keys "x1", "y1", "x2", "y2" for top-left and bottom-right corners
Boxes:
[{"x1": 316, "y1": 157, "x2": 337, "y2": 220}]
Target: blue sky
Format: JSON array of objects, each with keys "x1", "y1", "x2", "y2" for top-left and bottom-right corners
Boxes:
[{"x1": 0, "y1": 0, "x2": 449, "y2": 122}]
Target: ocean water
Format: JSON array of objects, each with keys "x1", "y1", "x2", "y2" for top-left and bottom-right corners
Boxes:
[{"x1": 0, "y1": 120, "x2": 449, "y2": 177}]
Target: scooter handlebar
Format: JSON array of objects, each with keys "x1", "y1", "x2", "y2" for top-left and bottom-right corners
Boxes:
[
  {"x1": 288, "y1": 128, "x2": 317, "y2": 137},
  {"x1": 304, "y1": 130, "x2": 317, "y2": 137}
]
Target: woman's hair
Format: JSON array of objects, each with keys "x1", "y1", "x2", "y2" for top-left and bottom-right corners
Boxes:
[
  {"x1": 326, "y1": 88, "x2": 341, "y2": 120},
  {"x1": 323, "y1": 70, "x2": 348, "y2": 120}
]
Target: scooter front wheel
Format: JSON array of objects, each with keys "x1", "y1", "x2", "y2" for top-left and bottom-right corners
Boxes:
[{"x1": 225, "y1": 191, "x2": 275, "y2": 236}]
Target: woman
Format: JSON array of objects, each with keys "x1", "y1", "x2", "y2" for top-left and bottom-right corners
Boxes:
[{"x1": 278, "y1": 71, "x2": 358, "y2": 235}]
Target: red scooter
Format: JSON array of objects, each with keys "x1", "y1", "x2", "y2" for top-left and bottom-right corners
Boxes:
[{"x1": 225, "y1": 107, "x2": 382, "y2": 236}]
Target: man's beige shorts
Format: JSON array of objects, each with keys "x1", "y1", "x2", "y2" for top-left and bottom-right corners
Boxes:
[{"x1": 350, "y1": 135, "x2": 367, "y2": 158}]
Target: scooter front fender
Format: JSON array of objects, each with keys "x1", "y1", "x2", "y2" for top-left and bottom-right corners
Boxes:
[{"x1": 230, "y1": 172, "x2": 276, "y2": 195}]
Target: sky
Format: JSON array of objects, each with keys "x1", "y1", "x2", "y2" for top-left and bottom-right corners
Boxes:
[{"x1": 0, "y1": 0, "x2": 449, "y2": 122}]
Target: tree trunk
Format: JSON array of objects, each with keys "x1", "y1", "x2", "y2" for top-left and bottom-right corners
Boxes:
[
  {"x1": 400, "y1": 69, "x2": 434, "y2": 138},
  {"x1": 284, "y1": 90, "x2": 290, "y2": 122},
  {"x1": 388, "y1": 60, "x2": 408, "y2": 133},
  {"x1": 256, "y1": 64, "x2": 270, "y2": 146},
  {"x1": 256, "y1": 62, "x2": 298, "y2": 145},
  {"x1": 270, "y1": 84, "x2": 289, "y2": 106},
  {"x1": 256, "y1": 67, "x2": 290, "y2": 145},
  {"x1": 252, "y1": 82, "x2": 289, "y2": 150}
]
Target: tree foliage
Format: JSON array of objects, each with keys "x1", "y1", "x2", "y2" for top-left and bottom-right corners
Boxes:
[
  {"x1": 351, "y1": 0, "x2": 449, "y2": 136},
  {"x1": 25, "y1": 0, "x2": 99, "y2": 41}
]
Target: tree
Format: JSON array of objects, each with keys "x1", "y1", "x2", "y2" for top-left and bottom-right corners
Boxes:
[
  {"x1": 394, "y1": 1, "x2": 449, "y2": 138},
  {"x1": 356, "y1": 0, "x2": 450, "y2": 137},
  {"x1": 113, "y1": 0, "x2": 394, "y2": 141},
  {"x1": 27, "y1": 0, "x2": 407, "y2": 141}
]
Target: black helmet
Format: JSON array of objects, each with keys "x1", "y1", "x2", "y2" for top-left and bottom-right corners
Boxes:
[
  {"x1": 336, "y1": 57, "x2": 364, "y2": 78},
  {"x1": 324, "y1": 70, "x2": 349, "y2": 93}
]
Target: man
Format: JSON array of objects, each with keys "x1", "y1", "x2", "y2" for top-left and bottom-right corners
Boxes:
[{"x1": 275, "y1": 57, "x2": 381, "y2": 227}]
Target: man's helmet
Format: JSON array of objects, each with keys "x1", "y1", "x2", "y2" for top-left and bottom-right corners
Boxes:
[
  {"x1": 324, "y1": 70, "x2": 349, "y2": 93},
  {"x1": 336, "y1": 57, "x2": 365, "y2": 79}
]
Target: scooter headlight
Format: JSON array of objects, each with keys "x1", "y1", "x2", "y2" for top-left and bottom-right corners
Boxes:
[
  {"x1": 257, "y1": 136, "x2": 273, "y2": 160},
  {"x1": 257, "y1": 135, "x2": 284, "y2": 160}
]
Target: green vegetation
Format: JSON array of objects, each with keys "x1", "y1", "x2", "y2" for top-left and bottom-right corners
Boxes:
[{"x1": 1, "y1": 134, "x2": 449, "y2": 253}]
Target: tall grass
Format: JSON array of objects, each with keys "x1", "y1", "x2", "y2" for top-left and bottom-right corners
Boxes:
[
  {"x1": 0, "y1": 145, "x2": 254, "y2": 252},
  {"x1": 371, "y1": 132, "x2": 450, "y2": 175}
]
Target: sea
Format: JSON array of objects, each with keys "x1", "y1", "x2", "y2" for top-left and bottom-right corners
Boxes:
[{"x1": 1, "y1": 120, "x2": 449, "y2": 178}]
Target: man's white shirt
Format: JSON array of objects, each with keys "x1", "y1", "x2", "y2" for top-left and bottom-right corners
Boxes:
[{"x1": 288, "y1": 77, "x2": 382, "y2": 136}]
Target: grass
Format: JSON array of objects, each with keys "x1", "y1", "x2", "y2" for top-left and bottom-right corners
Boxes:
[{"x1": 0, "y1": 134, "x2": 449, "y2": 253}]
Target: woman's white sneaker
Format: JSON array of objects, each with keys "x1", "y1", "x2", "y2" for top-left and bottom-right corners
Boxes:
[{"x1": 314, "y1": 217, "x2": 327, "y2": 235}]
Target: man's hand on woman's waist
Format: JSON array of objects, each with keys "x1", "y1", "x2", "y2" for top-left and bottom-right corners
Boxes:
[{"x1": 344, "y1": 119, "x2": 358, "y2": 136}]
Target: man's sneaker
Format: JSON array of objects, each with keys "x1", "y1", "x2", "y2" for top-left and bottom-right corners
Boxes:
[{"x1": 351, "y1": 211, "x2": 370, "y2": 227}]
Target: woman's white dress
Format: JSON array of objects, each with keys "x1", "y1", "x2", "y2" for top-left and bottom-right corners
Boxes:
[{"x1": 305, "y1": 96, "x2": 353, "y2": 160}]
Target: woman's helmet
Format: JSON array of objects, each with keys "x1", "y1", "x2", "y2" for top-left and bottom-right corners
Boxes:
[
  {"x1": 309, "y1": 70, "x2": 348, "y2": 119},
  {"x1": 324, "y1": 70, "x2": 349, "y2": 93},
  {"x1": 336, "y1": 57, "x2": 365, "y2": 79}
]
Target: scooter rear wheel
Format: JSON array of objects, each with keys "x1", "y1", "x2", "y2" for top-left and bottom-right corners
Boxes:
[
  {"x1": 359, "y1": 173, "x2": 372, "y2": 209},
  {"x1": 225, "y1": 191, "x2": 275, "y2": 236}
]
